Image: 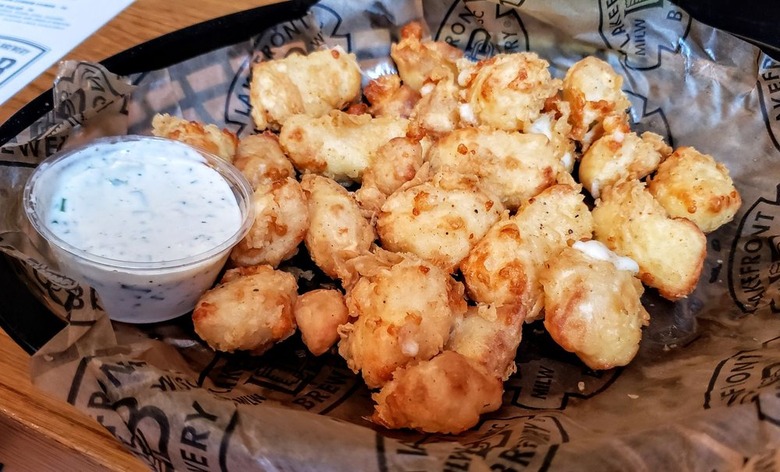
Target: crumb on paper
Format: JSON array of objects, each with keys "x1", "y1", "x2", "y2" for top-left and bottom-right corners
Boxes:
[
  {"x1": 577, "y1": 381, "x2": 585, "y2": 391},
  {"x1": 627, "y1": 394, "x2": 639, "y2": 399}
]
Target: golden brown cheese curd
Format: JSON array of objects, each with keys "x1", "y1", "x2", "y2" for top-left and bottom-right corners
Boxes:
[
  {"x1": 371, "y1": 351, "x2": 503, "y2": 434},
  {"x1": 293, "y1": 289, "x2": 350, "y2": 356},
  {"x1": 592, "y1": 179, "x2": 707, "y2": 300},
  {"x1": 541, "y1": 245, "x2": 649, "y2": 370},
  {"x1": 193, "y1": 265, "x2": 297, "y2": 354},
  {"x1": 249, "y1": 46, "x2": 362, "y2": 131},
  {"x1": 562, "y1": 56, "x2": 631, "y2": 142},
  {"x1": 377, "y1": 172, "x2": 504, "y2": 272},
  {"x1": 279, "y1": 110, "x2": 408, "y2": 183},
  {"x1": 338, "y1": 251, "x2": 467, "y2": 389},
  {"x1": 445, "y1": 303, "x2": 525, "y2": 381},
  {"x1": 364, "y1": 74, "x2": 421, "y2": 119},
  {"x1": 408, "y1": 77, "x2": 462, "y2": 138},
  {"x1": 230, "y1": 177, "x2": 309, "y2": 268},
  {"x1": 648, "y1": 146, "x2": 741, "y2": 233},
  {"x1": 457, "y1": 52, "x2": 561, "y2": 131},
  {"x1": 390, "y1": 21, "x2": 463, "y2": 92},
  {"x1": 579, "y1": 121, "x2": 672, "y2": 198},
  {"x1": 151, "y1": 113, "x2": 238, "y2": 162},
  {"x1": 300, "y1": 174, "x2": 375, "y2": 284},
  {"x1": 523, "y1": 100, "x2": 577, "y2": 173},
  {"x1": 355, "y1": 137, "x2": 425, "y2": 214},
  {"x1": 232, "y1": 132, "x2": 295, "y2": 189},
  {"x1": 427, "y1": 127, "x2": 564, "y2": 210},
  {"x1": 460, "y1": 184, "x2": 593, "y2": 320}
]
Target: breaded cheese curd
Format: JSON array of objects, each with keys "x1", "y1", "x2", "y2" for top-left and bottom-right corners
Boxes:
[
  {"x1": 338, "y1": 251, "x2": 467, "y2": 388},
  {"x1": 541, "y1": 244, "x2": 649, "y2": 370},
  {"x1": 250, "y1": 46, "x2": 362, "y2": 131}
]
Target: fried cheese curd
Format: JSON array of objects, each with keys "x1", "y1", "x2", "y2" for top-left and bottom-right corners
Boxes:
[
  {"x1": 427, "y1": 127, "x2": 565, "y2": 210},
  {"x1": 293, "y1": 289, "x2": 350, "y2": 356},
  {"x1": 408, "y1": 77, "x2": 463, "y2": 138},
  {"x1": 541, "y1": 244, "x2": 649, "y2": 370},
  {"x1": 354, "y1": 136, "x2": 424, "y2": 213},
  {"x1": 593, "y1": 179, "x2": 707, "y2": 300},
  {"x1": 460, "y1": 184, "x2": 593, "y2": 321},
  {"x1": 364, "y1": 74, "x2": 421, "y2": 119},
  {"x1": 524, "y1": 99, "x2": 577, "y2": 173},
  {"x1": 151, "y1": 113, "x2": 238, "y2": 162},
  {"x1": 249, "y1": 46, "x2": 362, "y2": 131},
  {"x1": 338, "y1": 251, "x2": 467, "y2": 389},
  {"x1": 458, "y1": 52, "x2": 561, "y2": 131},
  {"x1": 301, "y1": 174, "x2": 375, "y2": 284},
  {"x1": 579, "y1": 119, "x2": 673, "y2": 198},
  {"x1": 230, "y1": 177, "x2": 309, "y2": 268},
  {"x1": 376, "y1": 172, "x2": 504, "y2": 272},
  {"x1": 562, "y1": 56, "x2": 631, "y2": 144},
  {"x1": 446, "y1": 303, "x2": 526, "y2": 380},
  {"x1": 372, "y1": 351, "x2": 503, "y2": 434},
  {"x1": 390, "y1": 21, "x2": 463, "y2": 92},
  {"x1": 648, "y1": 146, "x2": 742, "y2": 233},
  {"x1": 279, "y1": 110, "x2": 409, "y2": 183},
  {"x1": 193, "y1": 265, "x2": 297, "y2": 354},
  {"x1": 232, "y1": 132, "x2": 295, "y2": 189}
]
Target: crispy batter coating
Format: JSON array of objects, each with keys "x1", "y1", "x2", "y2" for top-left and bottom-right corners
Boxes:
[
  {"x1": 648, "y1": 146, "x2": 742, "y2": 233},
  {"x1": 593, "y1": 179, "x2": 706, "y2": 300},
  {"x1": 372, "y1": 351, "x2": 503, "y2": 434},
  {"x1": 279, "y1": 110, "x2": 409, "y2": 183},
  {"x1": 293, "y1": 289, "x2": 349, "y2": 356},
  {"x1": 230, "y1": 177, "x2": 309, "y2": 268},
  {"x1": 377, "y1": 172, "x2": 504, "y2": 272},
  {"x1": 364, "y1": 74, "x2": 421, "y2": 118},
  {"x1": 193, "y1": 265, "x2": 297, "y2": 354},
  {"x1": 541, "y1": 245, "x2": 649, "y2": 370},
  {"x1": 461, "y1": 184, "x2": 593, "y2": 320},
  {"x1": 232, "y1": 132, "x2": 295, "y2": 189},
  {"x1": 249, "y1": 46, "x2": 362, "y2": 131},
  {"x1": 427, "y1": 127, "x2": 564, "y2": 210},
  {"x1": 579, "y1": 119, "x2": 672, "y2": 198},
  {"x1": 524, "y1": 99, "x2": 576, "y2": 173},
  {"x1": 338, "y1": 251, "x2": 467, "y2": 388},
  {"x1": 390, "y1": 21, "x2": 463, "y2": 92},
  {"x1": 446, "y1": 303, "x2": 525, "y2": 380},
  {"x1": 355, "y1": 137, "x2": 424, "y2": 213},
  {"x1": 300, "y1": 174, "x2": 375, "y2": 284},
  {"x1": 562, "y1": 56, "x2": 631, "y2": 142},
  {"x1": 457, "y1": 52, "x2": 561, "y2": 131},
  {"x1": 151, "y1": 113, "x2": 238, "y2": 162},
  {"x1": 408, "y1": 77, "x2": 462, "y2": 138}
]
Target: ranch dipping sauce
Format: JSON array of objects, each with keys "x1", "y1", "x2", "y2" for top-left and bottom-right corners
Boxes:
[{"x1": 24, "y1": 136, "x2": 254, "y2": 323}]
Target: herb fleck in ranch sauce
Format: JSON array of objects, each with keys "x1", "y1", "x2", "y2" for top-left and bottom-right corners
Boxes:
[
  {"x1": 26, "y1": 136, "x2": 252, "y2": 323},
  {"x1": 44, "y1": 143, "x2": 242, "y2": 262}
]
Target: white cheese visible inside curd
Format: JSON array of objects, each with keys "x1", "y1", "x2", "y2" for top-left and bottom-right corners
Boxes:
[{"x1": 573, "y1": 240, "x2": 639, "y2": 274}]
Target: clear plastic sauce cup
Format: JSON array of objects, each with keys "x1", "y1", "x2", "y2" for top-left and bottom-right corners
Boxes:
[{"x1": 23, "y1": 135, "x2": 254, "y2": 323}]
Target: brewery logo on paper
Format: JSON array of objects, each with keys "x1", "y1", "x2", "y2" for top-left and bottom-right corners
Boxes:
[
  {"x1": 727, "y1": 185, "x2": 780, "y2": 315},
  {"x1": 504, "y1": 358, "x2": 621, "y2": 410},
  {"x1": 202, "y1": 344, "x2": 361, "y2": 415},
  {"x1": 625, "y1": 89, "x2": 673, "y2": 146},
  {"x1": 758, "y1": 55, "x2": 780, "y2": 153},
  {"x1": 435, "y1": 0, "x2": 528, "y2": 61},
  {"x1": 704, "y1": 336, "x2": 780, "y2": 425},
  {"x1": 0, "y1": 35, "x2": 47, "y2": 86},
  {"x1": 384, "y1": 414, "x2": 567, "y2": 470},
  {"x1": 598, "y1": 0, "x2": 690, "y2": 70}
]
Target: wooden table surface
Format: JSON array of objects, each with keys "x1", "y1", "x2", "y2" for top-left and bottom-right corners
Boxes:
[{"x1": 0, "y1": 1, "x2": 279, "y2": 470}]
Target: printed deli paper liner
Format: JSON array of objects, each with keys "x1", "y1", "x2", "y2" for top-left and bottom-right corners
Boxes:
[{"x1": 2, "y1": 0, "x2": 780, "y2": 470}]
